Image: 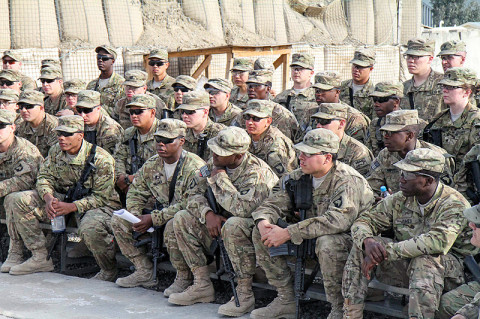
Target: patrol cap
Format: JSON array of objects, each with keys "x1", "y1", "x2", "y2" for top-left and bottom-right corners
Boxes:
[
  {"x1": 207, "y1": 126, "x2": 251, "y2": 156},
  {"x1": 246, "y1": 70, "x2": 273, "y2": 85},
  {"x1": 254, "y1": 57, "x2": 274, "y2": 72},
  {"x1": 123, "y1": 70, "x2": 148, "y2": 87},
  {"x1": 463, "y1": 204, "x2": 480, "y2": 225},
  {"x1": 18, "y1": 90, "x2": 44, "y2": 105},
  {"x1": 393, "y1": 148, "x2": 445, "y2": 173},
  {"x1": 2, "y1": 50, "x2": 21, "y2": 62},
  {"x1": 204, "y1": 78, "x2": 233, "y2": 93},
  {"x1": 149, "y1": 48, "x2": 168, "y2": 60},
  {"x1": 438, "y1": 40, "x2": 466, "y2": 56},
  {"x1": 405, "y1": 38, "x2": 435, "y2": 56},
  {"x1": 39, "y1": 67, "x2": 62, "y2": 80},
  {"x1": 290, "y1": 53, "x2": 314, "y2": 69},
  {"x1": 55, "y1": 115, "x2": 84, "y2": 133},
  {"x1": 0, "y1": 69, "x2": 22, "y2": 82},
  {"x1": 294, "y1": 128, "x2": 340, "y2": 154},
  {"x1": 126, "y1": 94, "x2": 156, "y2": 109},
  {"x1": 244, "y1": 99, "x2": 273, "y2": 118},
  {"x1": 370, "y1": 81, "x2": 404, "y2": 98},
  {"x1": 312, "y1": 72, "x2": 342, "y2": 90},
  {"x1": 439, "y1": 67, "x2": 477, "y2": 87},
  {"x1": 231, "y1": 58, "x2": 253, "y2": 72},
  {"x1": 0, "y1": 109, "x2": 16, "y2": 125},
  {"x1": 177, "y1": 91, "x2": 210, "y2": 111},
  {"x1": 154, "y1": 119, "x2": 187, "y2": 139},
  {"x1": 95, "y1": 44, "x2": 117, "y2": 60},
  {"x1": 350, "y1": 47, "x2": 376, "y2": 67},
  {"x1": 380, "y1": 110, "x2": 421, "y2": 132},
  {"x1": 312, "y1": 103, "x2": 348, "y2": 120},
  {"x1": 172, "y1": 75, "x2": 197, "y2": 90},
  {"x1": 41, "y1": 59, "x2": 61, "y2": 69},
  {"x1": 76, "y1": 90, "x2": 101, "y2": 108},
  {"x1": 64, "y1": 79, "x2": 86, "y2": 94},
  {"x1": 0, "y1": 89, "x2": 19, "y2": 102}
]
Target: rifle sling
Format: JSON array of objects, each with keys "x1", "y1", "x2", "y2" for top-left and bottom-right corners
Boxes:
[
  {"x1": 423, "y1": 109, "x2": 449, "y2": 136},
  {"x1": 129, "y1": 131, "x2": 139, "y2": 173},
  {"x1": 349, "y1": 87, "x2": 354, "y2": 108},
  {"x1": 168, "y1": 151, "x2": 186, "y2": 205},
  {"x1": 285, "y1": 95, "x2": 292, "y2": 112},
  {"x1": 408, "y1": 92, "x2": 415, "y2": 110},
  {"x1": 70, "y1": 144, "x2": 97, "y2": 201}
]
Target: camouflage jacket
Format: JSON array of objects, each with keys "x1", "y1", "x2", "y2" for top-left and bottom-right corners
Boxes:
[
  {"x1": 20, "y1": 74, "x2": 37, "y2": 91},
  {"x1": 209, "y1": 102, "x2": 242, "y2": 127},
  {"x1": 455, "y1": 291, "x2": 480, "y2": 318},
  {"x1": 248, "y1": 126, "x2": 298, "y2": 178},
  {"x1": 229, "y1": 86, "x2": 249, "y2": 109},
  {"x1": 351, "y1": 183, "x2": 477, "y2": 261},
  {"x1": 340, "y1": 79, "x2": 375, "y2": 120},
  {"x1": 146, "y1": 74, "x2": 176, "y2": 104},
  {"x1": 36, "y1": 141, "x2": 121, "y2": 214},
  {"x1": 273, "y1": 86, "x2": 316, "y2": 122},
  {"x1": 454, "y1": 144, "x2": 480, "y2": 203},
  {"x1": 85, "y1": 113, "x2": 124, "y2": 155},
  {"x1": 343, "y1": 101, "x2": 371, "y2": 144},
  {"x1": 183, "y1": 119, "x2": 225, "y2": 162},
  {"x1": 87, "y1": 72, "x2": 125, "y2": 117},
  {"x1": 112, "y1": 92, "x2": 167, "y2": 130},
  {"x1": 401, "y1": 69, "x2": 444, "y2": 121},
  {"x1": 165, "y1": 95, "x2": 178, "y2": 113},
  {"x1": 15, "y1": 113, "x2": 58, "y2": 158},
  {"x1": 126, "y1": 150, "x2": 206, "y2": 226},
  {"x1": 187, "y1": 152, "x2": 279, "y2": 222},
  {"x1": 0, "y1": 136, "x2": 43, "y2": 198},
  {"x1": 113, "y1": 118, "x2": 160, "y2": 178},
  {"x1": 44, "y1": 93, "x2": 67, "y2": 116},
  {"x1": 252, "y1": 162, "x2": 374, "y2": 245},
  {"x1": 367, "y1": 140, "x2": 455, "y2": 196},
  {"x1": 367, "y1": 116, "x2": 386, "y2": 157},
  {"x1": 338, "y1": 134, "x2": 373, "y2": 177}
]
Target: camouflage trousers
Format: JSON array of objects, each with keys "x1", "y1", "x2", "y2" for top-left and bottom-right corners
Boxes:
[
  {"x1": 342, "y1": 236, "x2": 465, "y2": 319},
  {"x1": 171, "y1": 209, "x2": 256, "y2": 278},
  {"x1": 252, "y1": 226, "x2": 352, "y2": 308},
  {"x1": 4, "y1": 190, "x2": 116, "y2": 271},
  {"x1": 437, "y1": 280, "x2": 480, "y2": 319}
]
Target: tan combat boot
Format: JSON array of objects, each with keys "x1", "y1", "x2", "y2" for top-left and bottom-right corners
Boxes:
[
  {"x1": 327, "y1": 304, "x2": 343, "y2": 319},
  {"x1": 168, "y1": 266, "x2": 215, "y2": 306},
  {"x1": 1, "y1": 239, "x2": 24, "y2": 273},
  {"x1": 9, "y1": 248, "x2": 54, "y2": 275},
  {"x1": 343, "y1": 299, "x2": 364, "y2": 319},
  {"x1": 163, "y1": 270, "x2": 193, "y2": 297},
  {"x1": 250, "y1": 285, "x2": 296, "y2": 319},
  {"x1": 115, "y1": 255, "x2": 155, "y2": 288},
  {"x1": 217, "y1": 277, "x2": 255, "y2": 317},
  {"x1": 92, "y1": 268, "x2": 118, "y2": 282}
]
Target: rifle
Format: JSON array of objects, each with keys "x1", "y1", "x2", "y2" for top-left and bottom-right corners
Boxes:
[
  {"x1": 197, "y1": 133, "x2": 208, "y2": 160},
  {"x1": 200, "y1": 165, "x2": 240, "y2": 308},
  {"x1": 464, "y1": 255, "x2": 480, "y2": 283},
  {"x1": 129, "y1": 131, "x2": 141, "y2": 174},
  {"x1": 268, "y1": 174, "x2": 316, "y2": 319},
  {"x1": 47, "y1": 145, "x2": 97, "y2": 260},
  {"x1": 466, "y1": 161, "x2": 480, "y2": 204},
  {"x1": 161, "y1": 109, "x2": 173, "y2": 119},
  {"x1": 408, "y1": 92, "x2": 415, "y2": 110},
  {"x1": 423, "y1": 110, "x2": 448, "y2": 147}
]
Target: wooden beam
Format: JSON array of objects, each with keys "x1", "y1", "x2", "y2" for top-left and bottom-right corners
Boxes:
[
  {"x1": 192, "y1": 54, "x2": 212, "y2": 79},
  {"x1": 225, "y1": 52, "x2": 233, "y2": 79},
  {"x1": 168, "y1": 45, "x2": 292, "y2": 58},
  {"x1": 281, "y1": 53, "x2": 290, "y2": 91},
  {"x1": 272, "y1": 55, "x2": 284, "y2": 70}
]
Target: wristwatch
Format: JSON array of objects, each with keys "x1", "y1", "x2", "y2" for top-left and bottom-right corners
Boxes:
[{"x1": 124, "y1": 175, "x2": 131, "y2": 186}]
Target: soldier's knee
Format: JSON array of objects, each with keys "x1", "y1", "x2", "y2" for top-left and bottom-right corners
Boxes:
[
  {"x1": 172, "y1": 209, "x2": 191, "y2": 231},
  {"x1": 110, "y1": 214, "x2": 130, "y2": 233},
  {"x1": 221, "y1": 217, "x2": 247, "y2": 238},
  {"x1": 4, "y1": 191, "x2": 26, "y2": 214},
  {"x1": 252, "y1": 225, "x2": 261, "y2": 243},
  {"x1": 164, "y1": 219, "x2": 175, "y2": 242}
]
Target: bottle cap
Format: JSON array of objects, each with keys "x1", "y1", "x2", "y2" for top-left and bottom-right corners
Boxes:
[{"x1": 380, "y1": 186, "x2": 387, "y2": 192}]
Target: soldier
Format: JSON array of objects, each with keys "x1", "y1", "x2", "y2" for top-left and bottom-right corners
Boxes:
[
  {"x1": 312, "y1": 103, "x2": 373, "y2": 176},
  {"x1": 0, "y1": 69, "x2": 23, "y2": 93},
  {"x1": 342, "y1": 148, "x2": 476, "y2": 319},
  {"x1": 339, "y1": 47, "x2": 376, "y2": 119},
  {"x1": 454, "y1": 145, "x2": 480, "y2": 204},
  {"x1": 243, "y1": 99, "x2": 297, "y2": 177},
  {"x1": 166, "y1": 75, "x2": 197, "y2": 117},
  {"x1": 313, "y1": 71, "x2": 370, "y2": 144},
  {"x1": 368, "y1": 110, "x2": 454, "y2": 198},
  {"x1": 114, "y1": 94, "x2": 160, "y2": 196},
  {"x1": 16, "y1": 90, "x2": 58, "y2": 157},
  {"x1": 229, "y1": 58, "x2": 254, "y2": 109},
  {"x1": 75, "y1": 90, "x2": 123, "y2": 155},
  {"x1": 367, "y1": 82, "x2": 403, "y2": 156},
  {"x1": 3, "y1": 115, "x2": 121, "y2": 280},
  {"x1": 39, "y1": 67, "x2": 67, "y2": 116},
  {"x1": 111, "y1": 119, "x2": 205, "y2": 288},
  {"x1": 58, "y1": 78, "x2": 86, "y2": 116},
  {"x1": 438, "y1": 40, "x2": 466, "y2": 72},
  {"x1": 87, "y1": 45, "x2": 125, "y2": 117},
  {"x1": 401, "y1": 38, "x2": 444, "y2": 120},
  {"x1": 167, "y1": 127, "x2": 279, "y2": 318},
  {"x1": 250, "y1": 128, "x2": 374, "y2": 319},
  {"x1": 146, "y1": 48, "x2": 175, "y2": 104},
  {"x1": 2, "y1": 50, "x2": 36, "y2": 90},
  {"x1": 205, "y1": 78, "x2": 242, "y2": 126},
  {"x1": 178, "y1": 91, "x2": 225, "y2": 162},
  {"x1": 112, "y1": 70, "x2": 166, "y2": 130},
  {"x1": 0, "y1": 89, "x2": 22, "y2": 125}
]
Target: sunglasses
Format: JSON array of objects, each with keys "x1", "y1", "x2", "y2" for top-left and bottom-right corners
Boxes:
[
  {"x1": 315, "y1": 118, "x2": 338, "y2": 126},
  {"x1": 154, "y1": 136, "x2": 176, "y2": 144},
  {"x1": 18, "y1": 103, "x2": 37, "y2": 110},
  {"x1": 173, "y1": 86, "x2": 190, "y2": 93},
  {"x1": 40, "y1": 78, "x2": 57, "y2": 84},
  {"x1": 148, "y1": 61, "x2": 166, "y2": 67},
  {"x1": 206, "y1": 88, "x2": 221, "y2": 95},
  {"x1": 129, "y1": 108, "x2": 146, "y2": 116},
  {"x1": 0, "y1": 80, "x2": 16, "y2": 86},
  {"x1": 0, "y1": 123, "x2": 10, "y2": 129},
  {"x1": 2, "y1": 60, "x2": 16, "y2": 65},
  {"x1": 372, "y1": 96, "x2": 393, "y2": 103},
  {"x1": 231, "y1": 70, "x2": 247, "y2": 76},
  {"x1": 181, "y1": 109, "x2": 203, "y2": 115},
  {"x1": 97, "y1": 55, "x2": 114, "y2": 61},
  {"x1": 247, "y1": 83, "x2": 265, "y2": 89},
  {"x1": 76, "y1": 106, "x2": 96, "y2": 114},
  {"x1": 400, "y1": 170, "x2": 434, "y2": 181},
  {"x1": 440, "y1": 54, "x2": 462, "y2": 61},
  {"x1": 352, "y1": 64, "x2": 370, "y2": 70},
  {"x1": 56, "y1": 131, "x2": 77, "y2": 137},
  {"x1": 382, "y1": 130, "x2": 409, "y2": 137},
  {"x1": 243, "y1": 114, "x2": 265, "y2": 122}
]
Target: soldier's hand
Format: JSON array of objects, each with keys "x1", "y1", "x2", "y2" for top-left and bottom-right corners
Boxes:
[
  {"x1": 211, "y1": 167, "x2": 226, "y2": 177},
  {"x1": 52, "y1": 201, "x2": 77, "y2": 216},
  {"x1": 205, "y1": 211, "x2": 226, "y2": 238},
  {"x1": 363, "y1": 238, "x2": 387, "y2": 264},
  {"x1": 261, "y1": 225, "x2": 291, "y2": 248},
  {"x1": 133, "y1": 215, "x2": 153, "y2": 233},
  {"x1": 56, "y1": 109, "x2": 75, "y2": 117},
  {"x1": 257, "y1": 220, "x2": 273, "y2": 238},
  {"x1": 116, "y1": 175, "x2": 130, "y2": 193},
  {"x1": 451, "y1": 315, "x2": 467, "y2": 319},
  {"x1": 44, "y1": 194, "x2": 57, "y2": 219},
  {"x1": 361, "y1": 255, "x2": 376, "y2": 280}
]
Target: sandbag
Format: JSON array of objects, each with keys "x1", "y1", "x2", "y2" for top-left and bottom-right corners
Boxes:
[
  {"x1": 220, "y1": 0, "x2": 256, "y2": 33},
  {"x1": 10, "y1": 0, "x2": 60, "y2": 48},
  {"x1": 373, "y1": 0, "x2": 397, "y2": 45},
  {"x1": 292, "y1": 43, "x2": 325, "y2": 72},
  {"x1": 324, "y1": 45, "x2": 355, "y2": 80},
  {"x1": 370, "y1": 46, "x2": 400, "y2": 83},
  {"x1": 400, "y1": 0, "x2": 421, "y2": 44},
  {"x1": 57, "y1": 0, "x2": 109, "y2": 45},
  {"x1": 254, "y1": 0, "x2": 288, "y2": 43},
  {"x1": 13, "y1": 48, "x2": 59, "y2": 87},
  {"x1": 284, "y1": 1, "x2": 315, "y2": 43},
  {"x1": 182, "y1": 0, "x2": 224, "y2": 41},
  {"x1": 0, "y1": 0, "x2": 10, "y2": 48},
  {"x1": 343, "y1": 0, "x2": 375, "y2": 44},
  {"x1": 104, "y1": 0, "x2": 144, "y2": 47},
  {"x1": 123, "y1": 48, "x2": 149, "y2": 73}
]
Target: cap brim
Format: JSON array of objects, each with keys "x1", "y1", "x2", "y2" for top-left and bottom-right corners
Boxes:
[
  {"x1": 0, "y1": 76, "x2": 16, "y2": 82},
  {"x1": 18, "y1": 99, "x2": 41, "y2": 105},
  {"x1": 246, "y1": 79, "x2": 267, "y2": 85},
  {"x1": 349, "y1": 59, "x2": 372, "y2": 67},
  {"x1": 2, "y1": 54, "x2": 19, "y2": 61},
  {"x1": 370, "y1": 91, "x2": 394, "y2": 97},
  {"x1": 55, "y1": 125, "x2": 81, "y2": 133},
  {"x1": 177, "y1": 104, "x2": 205, "y2": 111},
  {"x1": 380, "y1": 124, "x2": 406, "y2": 131},
  {"x1": 0, "y1": 95, "x2": 17, "y2": 102},
  {"x1": 312, "y1": 83, "x2": 335, "y2": 90},
  {"x1": 290, "y1": 62, "x2": 313, "y2": 69},
  {"x1": 148, "y1": 56, "x2": 167, "y2": 60},
  {"x1": 64, "y1": 89, "x2": 81, "y2": 94},
  {"x1": 405, "y1": 49, "x2": 432, "y2": 56},
  {"x1": 39, "y1": 75, "x2": 58, "y2": 80},
  {"x1": 154, "y1": 130, "x2": 179, "y2": 139},
  {"x1": 204, "y1": 83, "x2": 229, "y2": 92},
  {"x1": 75, "y1": 102, "x2": 97, "y2": 108},
  {"x1": 123, "y1": 81, "x2": 144, "y2": 87},
  {"x1": 231, "y1": 67, "x2": 251, "y2": 72},
  {"x1": 126, "y1": 102, "x2": 150, "y2": 109},
  {"x1": 437, "y1": 50, "x2": 458, "y2": 56},
  {"x1": 207, "y1": 139, "x2": 235, "y2": 156},
  {"x1": 311, "y1": 111, "x2": 335, "y2": 120},
  {"x1": 438, "y1": 79, "x2": 464, "y2": 87},
  {"x1": 393, "y1": 159, "x2": 422, "y2": 172},
  {"x1": 244, "y1": 110, "x2": 270, "y2": 118},
  {"x1": 173, "y1": 81, "x2": 194, "y2": 90},
  {"x1": 463, "y1": 206, "x2": 480, "y2": 224},
  {"x1": 294, "y1": 142, "x2": 336, "y2": 154}
]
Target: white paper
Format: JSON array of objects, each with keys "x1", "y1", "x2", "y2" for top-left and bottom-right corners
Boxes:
[{"x1": 113, "y1": 209, "x2": 154, "y2": 233}]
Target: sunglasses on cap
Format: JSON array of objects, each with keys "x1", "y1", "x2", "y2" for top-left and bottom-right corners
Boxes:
[
  {"x1": 206, "y1": 88, "x2": 222, "y2": 95},
  {"x1": 18, "y1": 103, "x2": 38, "y2": 110},
  {"x1": 154, "y1": 136, "x2": 176, "y2": 144},
  {"x1": 129, "y1": 108, "x2": 146, "y2": 116},
  {"x1": 56, "y1": 131, "x2": 79, "y2": 137},
  {"x1": 0, "y1": 79, "x2": 16, "y2": 86},
  {"x1": 372, "y1": 96, "x2": 395, "y2": 103},
  {"x1": 173, "y1": 86, "x2": 190, "y2": 93},
  {"x1": 97, "y1": 55, "x2": 114, "y2": 61},
  {"x1": 315, "y1": 118, "x2": 339, "y2": 126},
  {"x1": 148, "y1": 61, "x2": 166, "y2": 67},
  {"x1": 0, "y1": 123, "x2": 11, "y2": 129},
  {"x1": 243, "y1": 114, "x2": 265, "y2": 122},
  {"x1": 181, "y1": 109, "x2": 202, "y2": 115},
  {"x1": 76, "y1": 106, "x2": 97, "y2": 114},
  {"x1": 400, "y1": 170, "x2": 434, "y2": 181},
  {"x1": 40, "y1": 78, "x2": 57, "y2": 84}
]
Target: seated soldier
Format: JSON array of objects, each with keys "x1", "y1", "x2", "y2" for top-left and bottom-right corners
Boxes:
[
  {"x1": 0, "y1": 88, "x2": 22, "y2": 125},
  {"x1": 250, "y1": 128, "x2": 374, "y2": 319},
  {"x1": 342, "y1": 148, "x2": 476, "y2": 319},
  {"x1": 4, "y1": 115, "x2": 121, "y2": 280},
  {"x1": 178, "y1": 91, "x2": 225, "y2": 162},
  {"x1": 146, "y1": 48, "x2": 175, "y2": 104},
  {"x1": 2, "y1": 50, "x2": 36, "y2": 90},
  {"x1": 205, "y1": 78, "x2": 242, "y2": 126},
  {"x1": 39, "y1": 67, "x2": 67, "y2": 115},
  {"x1": 57, "y1": 79, "x2": 86, "y2": 116},
  {"x1": 454, "y1": 144, "x2": 480, "y2": 204},
  {"x1": 111, "y1": 119, "x2": 206, "y2": 288},
  {"x1": 229, "y1": 58, "x2": 254, "y2": 109},
  {"x1": 16, "y1": 90, "x2": 58, "y2": 157},
  {"x1": 312, "y1": 103, "x2": 373, "y2": 176},
  {"x1": 167, "y1": 75, "x2": 196, "y2": 118},
  {"x1": 0, "y1": 69, "x2": 23, "y2": 93},
  {"x1": 167, "y1": 127, "x2": 278, "y2": 318},
  {"x1": 40, "y1": 59, "x2": 61, "y2": 70},
  {"x1": 76, "y1": 90, "x2": 123, "y2": 155},
  {"x1": 368, "y1": 110, "x2": 454, "y2": 198},
  {"x1": 243, "y1": 99, "x2": 297, "y2": 177}
]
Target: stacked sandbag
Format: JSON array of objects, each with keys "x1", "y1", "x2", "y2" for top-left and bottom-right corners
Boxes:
[
  {"x1": 343, "y1": 0, "x2": 375, "y2": 44},
  {"x1": 253, "y1": 0, "x2": 288, "y2": 43},
  {"x1": 284, "y1": 1, "x2": 315, "y2": 43},
  {"x1": 104, "y1": 0, "x2": 144, "y2": 46},
  {"x1": 323, "y1": 45, "x2": 355, "y2": 80},
  {"x1": 0, "y1": 0, "x2": 10, "y2": 48},
  {"x1": 373, "y1": 0, "x2": 397, "y2": 45},
  {"x1": 400, "y1": 0, "x2": 421, "y2": 44},
  {"x1": 123, "y1": 48, "x2": 149, "y2": 73},
  {"x1": 182, "y1": 0, "x2": 224, "y2": 41},
  {"x1": 10, "y1": 0, "x2": 60, "y2": 48},
  {"x1": 56, "y1": 0, "x2": 109, "y2": 45},
  {"x1": 14, "y1": 48, "x2": 59, "y2": 86},
  {"x1": 370, "y1": 46, "x2": 400, "y2": 83},
  {"x1": 220, "y1": 0, "x2": 256, "y2": 33}
]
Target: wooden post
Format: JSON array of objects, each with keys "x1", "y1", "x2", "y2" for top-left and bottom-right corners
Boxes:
[
  {"x1": 225, "y1": 52, "x2": 233, "y2": 79},
  {"x1": 192, "y1": 54, "x2": 213, "y2": 79}
]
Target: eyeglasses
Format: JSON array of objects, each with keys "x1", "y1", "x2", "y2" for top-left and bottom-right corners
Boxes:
[
  {"x1": 403, "y1": 54, "x2": 427, "y2": 61},
  {"x1": 40, "y1": 78, "x2": 57, "y2": 84},
  {"x1": 352, "y1": 64, "x2": 370, "y2": 70},
  {"x1": 231, "y1": 70, "x2": 247, "y2": 76},
  {"x1": 472, "y1": 222, "x2": 480, "y2": 229},
  {"x1": 0, "y1": 100, "x2": 16, "y2": 107},
  {"x1": 400, "y1": 170, "x2": 434, "y2": 181},
  {"x1": 247, "y1": 83, "x2": 265, "y2": 89},
  {"x1": 181, "y1": 109, "x2": 199, "y2": 115},
  {"x1": 173, "y1": 86, "x2": 190, "y2": 93},
  {"x1": 315, "y1": 118, "x2": 339, "y2": 126},
  {"x1": 292, "y1": 67, "x2": 311, "y2": 72},
  {"x1": 243, "y1": 114, "x2": 265, "y2": 122},
  {"x1": 300, "y1": 151, "x2": 325, "y2": 158},
  {"x1": 129, "y1": 108, "x2": 146, "y2": 116},
  {"x1": 148, "y1": 61, "x2": 166, "y2": 67},
  {"x1": 56, "y1": 131, "x2": 78, "y2": 137},
  {"x1": 76, "y1": 106, "x2": 96, "y2": 114},
  {"x1": 154, "y1": 136, "x2": 176, "y2": 144},
  {"x1": 2, "y1": 60, "x2": 16, "y2": 65},
  {"x1": 442, "y1": 84, "x2": 462, "y2": 91},
  {"x1": 440, "y1": 54, "x2": 462, "y2": 61},
  {"x1": 0, "y1": 80, "x2": 16, "y2": 86},
  {"x1": 18, "y1": 103, "x2": 37, "y2": 110},
  {"x1": 372, "y1": 96, "x2": 393, "y2": 103},
  {"x1": 315, "y1": 88, "x2": 334, "y2": 94},
  {"x1": 0, "y1": 123, "x2": 10, "y2": 129},
  {"x1": 206, "y1": 88, "x2": 221, "y2": 96},
  {"x1": 382, "y1": 130, "x2": 409, "y2": 137},
  {"x1": 97, "y1": 55, "x2": 114, "y2": 61}
]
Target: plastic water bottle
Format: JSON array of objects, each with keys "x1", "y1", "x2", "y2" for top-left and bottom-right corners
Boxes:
[
  {"x1": 380, "y1": 186, "x2": 390, "y2": 198},
  {"x1": 51, "y1": 215, "x2": 66, "y2": 233}
]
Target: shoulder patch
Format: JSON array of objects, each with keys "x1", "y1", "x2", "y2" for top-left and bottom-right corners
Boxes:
[
  {"x1": 371, "y1": 159, "x2": 380, "y2": 170},
  {"x1": 274, "y1": 163, "x2": 285, "y2": 175},
  {"x1": 333, "y1": 196, "x2": 343, "y2": 208}
]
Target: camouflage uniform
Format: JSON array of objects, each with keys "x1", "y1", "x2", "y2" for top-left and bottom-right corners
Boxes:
[
  {"x1": 205, "y1": 78, "x2": 242, "y2": 127},
  {"x1": 251, "y1": 128, "x2": 374, "y2": 316},
  {"x1": 0, "y1": 70, "x2": 24, "y2": 92},
  {"x1": 455, "y1": 144, "x2": 480, "y2": 204},
  {"x1": 166, "y1": 75, "x2": 197, "y2": 114},
  {"x1": 343, "y1": 148, "x2": 476, "y2": 319},
  {"x1": 146, "y1": 49, "x2": 175, "y2": 104},
  {"x1": 228, "y1": 58, "x2": 254, "y2": 109},
  {"x1": 254, "y1": 57, "x2": 275, "y2": 72},
  {"x1": 39, "y1": 67, "x2": 67, "y2": 115},
  {"x1": 2, "y1": 50, "x2": 36, "y2": 90}
]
